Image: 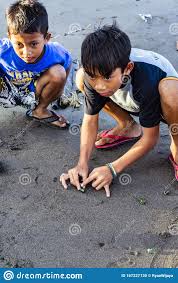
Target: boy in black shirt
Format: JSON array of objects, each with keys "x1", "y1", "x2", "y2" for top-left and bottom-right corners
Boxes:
[{"x1": 60, "y1": 23, "x2": 178, "y2": 197}]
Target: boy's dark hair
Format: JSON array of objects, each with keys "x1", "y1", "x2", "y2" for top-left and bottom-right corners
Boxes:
[
  {"x1": 6, "y1": 0, "x2": 48, "y2": 36},
  {"x1": 81, "y1": 22, "x2": 131, "y2": 77}
]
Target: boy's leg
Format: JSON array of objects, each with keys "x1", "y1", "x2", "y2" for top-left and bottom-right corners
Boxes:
[
  {"x1": 159, "y1": 79, "x2": 178, "y2": 173},
  {"x1": 96, "y1": 100, "x2": 141, "y2": 146},
  {"x1": 33, "y1": 64, "x2": 70, "y2": 128},
  {"x1": 76, "y1": 68, "x2": 142, "y2": 146}
]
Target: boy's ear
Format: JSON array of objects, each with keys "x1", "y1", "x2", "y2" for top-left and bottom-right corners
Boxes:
[
  {"x1": 124, "y1": 61, "x2": 134, "y2": 74},
  {"x1": 45, "y1": 32, "x2": 51, "y2": 42}
]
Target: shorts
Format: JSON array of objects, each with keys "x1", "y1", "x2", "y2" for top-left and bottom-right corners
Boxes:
[
  {"x1": 126, "y1": 109, "x2": 167, "y2": 124},
  {"x1": 0, "y1": 60, "x2": 78, "y2": 110},
  {"x1": 0, "y1": 74, "x2": 38, "y2": 109}
]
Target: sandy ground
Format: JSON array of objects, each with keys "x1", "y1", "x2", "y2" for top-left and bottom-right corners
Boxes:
[{"x1": 0, "y1": 0, "x2": 178, "y2": 268}]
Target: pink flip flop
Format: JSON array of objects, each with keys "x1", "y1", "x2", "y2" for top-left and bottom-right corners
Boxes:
[
  {"x1": 169, "y1": 154, "x2": 178, "y2": 181},
  {"x1": 95, "y1": 129, "x2": 140, "y2": 149}
]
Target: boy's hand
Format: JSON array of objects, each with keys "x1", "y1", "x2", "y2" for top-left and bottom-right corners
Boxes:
[
  {"x1": 81, "y1": 166, "x2": 113, "y2": 198},
  {"x1": 60, "y1": 163, "x2": 89, "y2": 190}
]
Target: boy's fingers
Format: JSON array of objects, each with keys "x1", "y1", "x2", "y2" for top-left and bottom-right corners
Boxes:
[
  {"x1": 82, "y1": 173, "x2": 96, "y2": 187},
  {"x1": 61, "y1": 179, "x2": 68, "y2": 189},
  {"x1": 68, "y1": 171, "x2": 80, "y2": 190},
  {"x1": 95, "y1": 182, "x2": 107, "y2": 191},
  {"x1": 81, "y1": 171, "x2": 88, "y2": 182},
  {"x1": 104, "y1": 184, "x2": 111, "y2": 198},
  {"x1": 73, "y1": 173, "x2": 81, "y2": 190},
  {"x1": 60, "y1": 173, "x2": 68, "y2": 180},
  {"x1": 60, "y1": 173, "x2": 69, "y2": 189},
  {"x1": 68, "y1": 171, "x2": 75, "y2": 186},
  {"x1": 92, "y1": 178, "x2": 103, "y2": 188}
]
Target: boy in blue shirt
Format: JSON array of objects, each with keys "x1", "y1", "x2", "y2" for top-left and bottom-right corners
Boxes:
[
  {"x1": 60, "y1": 23, "x2": 178, "y2": 196},
  {"x1": 0, "y1": 0, "x2": 71, "y2": 128}
]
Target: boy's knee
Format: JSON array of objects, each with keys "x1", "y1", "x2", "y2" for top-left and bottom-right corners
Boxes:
[
  {"x1": 36, "y1": 65, "x2": 66, "y2": 95},
  {"x1": 46, "y1": 64, "x2": 66, "y2": 85},
  {"x1": 159, "y1": 79, "x2": 178, "y2": 105},
  {"x1": 159, "y1": 80, "x2": 171, "y2": 95},
  {"x1": 76, "y1": 68, "x2": 84, "y2": 93}
]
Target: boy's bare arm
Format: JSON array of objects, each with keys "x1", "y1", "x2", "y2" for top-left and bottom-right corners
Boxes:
[
  {"x1": 60, "y1": 113, "x2": 99, "y2": 189},
  {"x1": 78, "y1": 113, "x2": 99, "y2": 165},
  {"x1": 81, "y1": 125, "x2": 160, "y2": 197}
]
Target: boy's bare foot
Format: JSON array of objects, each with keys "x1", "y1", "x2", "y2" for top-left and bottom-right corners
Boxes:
[
  {"x1": 32, "y1": 108, "x2": 68, "y2": 128},
  {"x1": 95, "y1": 121, "x2": 142, "y2": 147}
]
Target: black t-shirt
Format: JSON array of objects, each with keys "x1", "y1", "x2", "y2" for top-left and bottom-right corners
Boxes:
[{"x1": 84, "y1": 48, "x2": 178, "y2": 128}]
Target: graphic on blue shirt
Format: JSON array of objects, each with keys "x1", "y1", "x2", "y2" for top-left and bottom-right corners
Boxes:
[{"x1": 0, "y1": 38, "x2": 72, "y2": 107}]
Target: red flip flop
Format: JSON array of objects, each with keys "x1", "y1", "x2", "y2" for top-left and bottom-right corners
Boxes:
[
  {"x1": 95, "y1": 129, "x2": 140, "y2": 149},
  {"x1": 169, "y1": 154, "x2": 178, "y2": 181}
]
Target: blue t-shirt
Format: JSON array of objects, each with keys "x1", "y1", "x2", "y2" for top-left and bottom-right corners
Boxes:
[{"x1": 0, "y1": 38, "x2": 72, "y2": 95}]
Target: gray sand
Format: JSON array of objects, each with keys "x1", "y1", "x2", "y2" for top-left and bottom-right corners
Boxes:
[{"x1": 0, "y1": 0, "x2": 178, "y2": 268}]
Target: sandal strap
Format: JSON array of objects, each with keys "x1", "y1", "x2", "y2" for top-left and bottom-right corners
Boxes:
[
  {"x1": 26, "y1": 109, "x2": 66, "y2": 123},
  {"x1": 100, "y1": 129, "x2": 112, "y2": 138},
  {"x1": 44, "y1": 111, "x2": 68, "y2": 124},
  {"x1": 102, "y1": 133, "x2": 132, "y2": 140},
  {"x1": 169, "y1": 154, "x2": 178, "y2": 169},
  {"x1": 40, "y1": 114, "x2": 60, "y2": 123}
]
